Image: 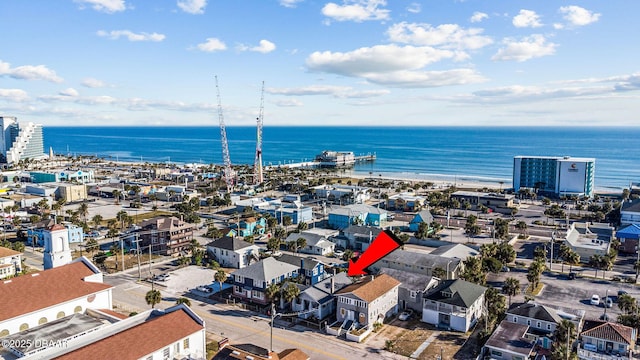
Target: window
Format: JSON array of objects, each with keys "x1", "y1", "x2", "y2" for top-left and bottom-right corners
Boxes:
[
  {"x1": 512, "y1": 317, "x2": 517, "y2": 323},
  {"x1": 174, "y1": 342, "x2": 180, "y2": 353},
  {"x1": 163, "y1": 347, "x2": 170, "y2": 359},
  {"x1": 491, "y1": 350, "x2": 502, "y2": 357},
  {"x1": 183, "y1": 338, "x2": 190, "y2": 349},
  {"x1": 410, "y1": 291, "x2": 417, "y2": 299},
  {"x1": 547, "y1": 324, "x2": 551, "y2": 330},
  {"x1": 527, "y1": 319, "x2": 531, "y2": 326},
  {"x1": 235, "y1": 275, "x2": 244, "y2": 283},
  {"x1": 340, "y1": 308, "x2": 346, "y2": 317}
]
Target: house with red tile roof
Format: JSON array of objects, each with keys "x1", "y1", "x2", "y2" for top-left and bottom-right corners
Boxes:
[
  {"x1": 0, "y1": 256, "x2": 112, "y2": 337},
  {"x1": 4, "y1": 304, "x2": 206, "y2": 360},
  {"x1": 0, "y1": 246, "x2": 22, "y2": 279},
  {"x1": 578, "y1": 320, "x2": 636, "y2": 359}
]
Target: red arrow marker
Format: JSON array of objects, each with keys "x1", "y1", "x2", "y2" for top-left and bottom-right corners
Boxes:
[{"x1": 347, "y1": 230, "x2": 403, "y2": 276}]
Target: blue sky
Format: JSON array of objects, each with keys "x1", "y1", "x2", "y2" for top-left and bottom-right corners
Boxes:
[{"x1": 1, "y1": 0, "x2": 638, "y2": 127}]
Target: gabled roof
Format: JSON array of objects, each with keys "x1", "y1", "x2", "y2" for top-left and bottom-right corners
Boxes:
[
  {"x1": 342, "y1": 226, "x2": 383, "y2": 238},
  {"x1": 429, "y1": 244, "x2": 479, "y2": 259},
  {"x1": 378, "y1": 267, "x2": 438, "y2": 292},
  {"x1": 616, "y1": 224, "x2": 640, "y2": 239},
  {"x1": 284, "y1": 232, "x2": 324, "y2": 246},
  {"x1": 507, "y1": 302, "x2": 563, "y2": 324},
  {"x1": 0, "y1": 246, "x2": 21, "y2": 258},
  {"x1": 411, "y1": 210, "x2": 433, "y2": 224},
  {"x1": 275, "y1": 254, "x2": 321, "y2": 271},
  {"x1": 329, "y1": 204, "x2": 387, "y2": 216},
  {"x1": 300, "y1": 273, "x2": 351, "y2": 303},
  {"x1": 231, "y1": 257, "x2": 299, "y2": 282},
  {"x1": 207, "y1": 236, "x2": 256, "y2": 251},
  {"x1": 581, "y1": 320, "x2": 635, "y2": 345},
  {"x1": 336, "y1": 274, "x2": 400, "y2": 303},
  {"x1": 0, "y1": 257, "x2": 112, "y2": 323},
  {"x1": 424, "y1": 279, "x2": 487, "y2": 308}
]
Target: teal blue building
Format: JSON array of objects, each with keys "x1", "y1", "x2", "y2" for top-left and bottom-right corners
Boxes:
[{"x1": 513, "y1": 156, "x2": 595, "y2": 198}]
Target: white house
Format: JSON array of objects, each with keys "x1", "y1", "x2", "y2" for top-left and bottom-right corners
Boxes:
[
  {"x1": 0, "y1": 246, "x2": 22, "y2": 279},
  {"x1": 422, "y1": 279, "x2": 486, "y2": 332},
  {"x1": 206, "y1": 236, "x2": 259, "y2": 269},
  {"x1": 563, "y1": 222, "x2": 613, "y2": 263},
  {"x1": 284, "y1": 231, "x2": 336, "y2": 256},
  {"x1": 23, "y1": 304, "x2": 207, "y2": 360},
  {"x1": 0, "y1": 257, "x2": 113, "y2": 337},
  {"x1": 334, "y1": 274, "x2": 400, "y2": 330}
]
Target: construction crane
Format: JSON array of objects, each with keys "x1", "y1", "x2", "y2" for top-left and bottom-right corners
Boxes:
[
  {"x1": 215, "y1": 76, "x2": 234, "y2": 190},
  {"x1": 253, "y1": 81, "x2": 264, "y2": 185}
]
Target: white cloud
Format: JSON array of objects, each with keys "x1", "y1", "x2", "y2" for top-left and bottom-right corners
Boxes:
[
  {"x1": 470, "y1": 12, "x2": 488, "y2": 23},
  {"x1": 74, "y1": 0, "x2": 126, "y2": 13},
  {"x1": 322, "y1": 0, "x2": 390, "y2": 22},
  {"x1": 59, "y1": 88, "x2": 79, "y2": 97},
  {"x1": 82, "y1": 78, "x2": 107, "y2": 88},
  {"x1": 279, "y1": 0, "x2": 303, "y2": 8},
  {"x1": 267, "y1": 85, "x2": 389, "y2": 98},
  {"x1": 97, "y1": 30, "x2": 166, "y2": 42},
  {"x1": 492, "y1": 34, "x2": 556, "y2": 62},
  {"x1": 387, "y1": 22, "x2": 493, "y2": 51},
  {"x1": 195, "y1": 38, "x2": 227, "y2": 52},
  {"x1": 0, "y1": 89, "x2": 29, "y2": 102},
  {"x1": 512, "y1": 9, "x2": 542, "y2": 28},
  {"x1": 553, "y1": 23, "x2": 564, "y2": 30},
  {"x1": 559, "y1": 5, "x2": 601, "y2": 26},
  {"x1": 407, "y1": 3, "x2": 421, "y2": 14},
  {"x1": 306, "y1": 44, "x2": 485, "y2": 87},
  {"x1": 0, "y1": 60, "x2": 63, "y2": 83},
  {"x1": 177, "y1": 0, "x2": 207, "y2": 14},
  {"x1": 274, "y1": 99, "x2": 304, "y2": 107},
  {"x1": 237, "y1": 40, "x2": 276, "y2": 53}
]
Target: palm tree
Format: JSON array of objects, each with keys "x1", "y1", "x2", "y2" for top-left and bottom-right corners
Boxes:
[
  {"x1": 282, "y1": 282, "x2": 300, "y2": 309},
  {"x1": 78, "y1": 201, "x2": 89, "y2": 223},
  {"x1": 145, "y1": 289, "x2": 162, "y2": 308},
  {"x1": 589, "y1": 254, "x2": 602, "y2": 278},
  {"x1": 558, "y1": 244, "x2": 571, "y2": 273},
  {"x1": 566, "y1": 251, "x2": 580, "y2": 273},
  {"x1": 432, "y1": 267, "x2": 446, "y2": 279},
  {"x1": 176, "y1": 297, "x2": 191, "y2": 306},
  {"x1": 112, "y1": 190, "x2": 122, "y2": 205},
  {"x1": 502, "y1": 277, "x2": 520, "y2": 306},
  {"x1": 214, "y1": 270, "x2": 227, "y2": 293},
  {"x1": 265, "y1": 282, "x2": 281, "y2": 304},
  {"x1": 92, "y1": 214, "x2": 103, "y2": 230},
  {"x1": 295, "y1": 237, "x2": 307, "y2": 254},
  {"x1": 618, "y1": 294, "x2": 636, "y2": 314}
]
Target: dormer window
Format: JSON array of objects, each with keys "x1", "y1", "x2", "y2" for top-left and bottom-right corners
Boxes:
[{"x1": 441, "y1": 290, "x2": 454, "y2": 298}]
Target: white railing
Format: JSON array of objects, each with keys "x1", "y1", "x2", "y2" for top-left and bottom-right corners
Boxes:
[{"x1": 577, "y1": 348, "x2": 629, "y2": 360}]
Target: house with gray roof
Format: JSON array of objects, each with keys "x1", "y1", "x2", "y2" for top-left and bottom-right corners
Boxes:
[
  {"x1": 283, "y1": 231, "x2": 335, "y2": 256},
  {"x1": 336, "y1": 226, "x2": 383, "y2": 251},
  {"x1": 230, "y1": 257, "x2": 299, "y2": 305},
  {"x1": 378, "y1": 268, "x2": 440, "y2": 314},
  {"x1": 206, "y1": 236, "x2": 259, "y2": 269},
  {"x1": 291, "y1": 272, "x2": 351, "y2": 321},
  {"x1": 409, "y1": 210, "x2": 434, "y2": 232},
  {"x1": 370, "y1": 249, "x2": 461, "y2": 280},
  {"x1": 563, "y1": 222, "x2": 613, "y2": 263},
  {"x1": 482, "y1": 320, "x2": 536, "y2": 360},
  {"x1": 507, "y1": 301, "x2": 585, "y2": 349},
  {"x1": 621, "y1": 199, "x2": 640, "y2": 226},
  {"x1": 422, "y1": 279, "x2": 486, "y2": 332},
  {"x1": 429, "y1": 243, "x2": 479, "y2": 262},
  {"x1": 578, "y1": 320, "x2": 636, "y2": 359}
]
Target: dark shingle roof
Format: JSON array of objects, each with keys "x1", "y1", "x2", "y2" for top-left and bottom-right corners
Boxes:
[
  {"x1": 621, "y1": 200, "x2": 640, "y2": 213},
  {"x1": 484, "y1": 320, "x2": 535, "y2": 356},
  {"x1": 231, "y1": 257, "x2": 299, "y2": 282},
  {"x1": 507, "y1": 302, "x2": 563, "y2": 324},
  {"x1": 207, "y1": 236, "x2": 256, "y2": 251},
  {"x1": 275, "y1": 254, "x2": 321, "y2": 271},
  {"x1": 374, "y1": 249, "x2": 462, "y2": 270},
  {"x1": 424, "y1": 279, "x2": 486, "y2": 308},
  {"x1": 378, "y1": 268, "x2": 437, "y2": 292}
]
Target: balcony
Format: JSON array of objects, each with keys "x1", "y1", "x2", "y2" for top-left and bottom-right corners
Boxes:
[{"x1": 577, "y1": 347, "x2": 630, "y2": 360}]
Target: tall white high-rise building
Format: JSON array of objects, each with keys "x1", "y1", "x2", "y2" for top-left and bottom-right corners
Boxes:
[
  {"x1": 513, "y1": 155, "x2": 595, "y2": 198},
  {"x1": 0, "y1": 116, "x2": 45, "y2": 164}
]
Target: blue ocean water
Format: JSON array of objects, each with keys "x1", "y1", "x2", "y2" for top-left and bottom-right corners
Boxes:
[{"x1": 43, "y1": 126, "x2": 640, "y2": 191}]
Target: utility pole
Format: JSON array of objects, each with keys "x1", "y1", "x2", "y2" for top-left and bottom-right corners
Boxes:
[
  {"x1": 549, "y1": 231, "x2": 556, "y2": 271},
  {"x1": 270, "y1": 302, "x2": 276, "y2": 353},
  {"x1": 120, "y1": 238, "x2": 125, "y2": 272},
  {"x1": 136, "y1": 233, "x2": 141, "y2": 281},
  {"x1": 566, "y1": 325, "x2": 570, "y2": 360}
]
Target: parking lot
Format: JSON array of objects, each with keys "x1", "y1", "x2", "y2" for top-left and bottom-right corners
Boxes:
[{"x1": 151, "y1": 265, "x2": 224, "y2": 296}]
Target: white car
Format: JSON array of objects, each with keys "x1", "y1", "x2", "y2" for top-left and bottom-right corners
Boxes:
[
  {"x1": 590, "y1": 294, "x2": 600, "y2": 306},
  {"x1": 398, "y1": 309, "x2": 413, "y2": 321},
  {"x1": 604, "y1": 297, "x2": 613, "y2": 308}
]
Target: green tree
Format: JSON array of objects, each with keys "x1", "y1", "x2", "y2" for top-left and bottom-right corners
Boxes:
[
  {"x1": 265, "y1": 282, "x2": 281, "y2": 304},
  {"x1": 214, "y1": 270, "x2": 227, "y2": 294},
  {"x1": 493, "y1": 218, "x2": 510, "y2": 240},
  {"x1": 589, "y1": 254, "x2": 603, "y2": 278},
  {"x1": 515, "y1": 221, "x2": 528, "y2": 237},
  {"x1": 484, "y1": 287, "x2": 506, "y2": 330},
  {"x1": 502, "y1": 277, "x2": 520, "y2": 306},
  {"x1": 342, "y1": 249, "x2": 354, "y2": 262},
  {"x1": 618, "y1": 294, "x2": 636, "y2": 314},
  {"x1": 483, "y1": 257, "x2": 503, "y2": 273},
  {"x1": 91, "y1": 214, "x2": 103, "y2": 229},
  {"x1": 145, "y1": 289, "x2": 162, "y2": 308},
  {"x1": 85, "y1": 238, "x2": 99, "y2": 253},
  {"x1": 464, "y1": 215, "x2": 481, "y2": 237},
  {"x1": 551, "y1": 319, "x2": 576, "y2": 360},
  {"x1": 565, "y1": 251, "x2": 580, "y2": 273},
  {"x1": 558, "y1": 244, "x2": 571, "y2": 273},
  {"x1": 461, "y1": 256, "x2": 486, "y2": 285},
  {"x1": 78, "y1": 201, "x2": 89, "y2": 223},
  {"x1": 495, "y1": 242, "x2": 516, "y2": 265},
  {"x1": 296, "y1": 222, "x2": 308, "y2": 231},
  {"x1": 415, "y1": 222, "x2": 430, "y2": 239},
  {"x1": 282, "y1": 216, "x2": 293, "y2": 229},
  {"x1": 176, "y1": 297, "x2": 191, "y2": 306},
  {"x1": 282, "y1": 282, "x2": 300, "y2": 308},
  {"x1": 295, "y1": 237, "x2": 307, "y2": 254}
]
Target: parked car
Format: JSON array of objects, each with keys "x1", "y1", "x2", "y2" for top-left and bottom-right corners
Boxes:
[
  {"x1": 154, "y1": 274, "x2": 170, "y2": 282},
  {"x1": 568, "y1": 272, "x2": 577, "y2": 280},
  {"x1": 590, "y1": 294, "x2": 600, "y2": 306},
  {"x1": 604, "y1": 297, "x2": 613, "y2": 308},
  {"x1": 195, "y1": 285, "x2": 213, "y2": 293},
  {"x1": 618, "y1": 290, "x2": 629, "y2": 296},
  {"x1": 398, "y1": 309, "x2": 413, "y2": 321}
]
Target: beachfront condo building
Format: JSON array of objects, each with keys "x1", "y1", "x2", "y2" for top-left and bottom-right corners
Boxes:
[
  {"x1": 0, "y1": 116, "x2": 45, "y2": 165},
  {"x1": 513, "y1": 156, "x2": 595, "y2": 198}
]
